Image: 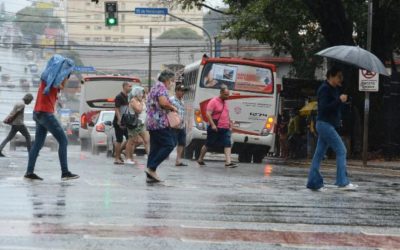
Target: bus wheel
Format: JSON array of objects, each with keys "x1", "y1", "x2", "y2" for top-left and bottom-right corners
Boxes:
[
  {"x1": 238, "y1": 151, "x2": 252, "y2": 163},
  {"x1": 252, "y1": 152, "x2": 265, "y2": 163}
]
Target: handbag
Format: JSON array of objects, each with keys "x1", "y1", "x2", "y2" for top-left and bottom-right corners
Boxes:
[
  {"x1": 167, "y1": 111, "x2": 181, "y2": 129},
  {"x1": 120, "y1": 107, "x2": 138, "y2": 129},
  {"x1": 212, "y1": 102, "x2": 225, "y2": 126},
  {"x1": 3, "y1": 109, "x2": 22, "y2": 125}
]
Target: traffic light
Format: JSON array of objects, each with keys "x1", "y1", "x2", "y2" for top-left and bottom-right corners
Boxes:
[{"x1": 105, "y1": 1, "x2": 118, "y2": 26}]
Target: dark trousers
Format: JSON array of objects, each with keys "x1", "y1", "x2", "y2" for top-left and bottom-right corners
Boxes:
[
  {"x1": 147, "y1": 128, "x2": 176, "y2": 171},
  {"x1": 27, "y1": 112, "x2": 69, "y2": 174},
  {"x1": 0, "y1": 125, "x2": 31, "y2": 152}
]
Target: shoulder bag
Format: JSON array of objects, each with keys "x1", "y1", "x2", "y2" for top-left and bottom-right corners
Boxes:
[
  {"x1": 212, "y1": 102, "x2": 225, "y2": 126},
  {"x1": 167, "y1": 111, "x2": 181, "y2": 129},
  {"x1": 120, "y1": 106, "x2": 138, "y2": 129}
]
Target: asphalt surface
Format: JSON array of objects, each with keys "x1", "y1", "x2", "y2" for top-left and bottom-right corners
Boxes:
[{"x1": 1, "y1": 145, "x2": 400, "y2": 250}]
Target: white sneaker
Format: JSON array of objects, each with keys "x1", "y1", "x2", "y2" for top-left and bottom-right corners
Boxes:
[
  {"x1": 125, "y1": 159, "x2": 135, "y2": 165},
  {"x1": 338, "y1": 183, "x2": 358, "y2": 190}
]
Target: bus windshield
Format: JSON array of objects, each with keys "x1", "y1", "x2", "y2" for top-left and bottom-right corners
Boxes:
[{"x1": 199, "y1": 63, "x2": 274, "y2": 94}]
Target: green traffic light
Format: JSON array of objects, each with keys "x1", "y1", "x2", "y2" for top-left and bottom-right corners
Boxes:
[
  {"x1": 108, "y1": 18, "x2": 115, "y2": 24},
  {"x1": 106, "y1": 17, "x2": 117, "y2": 26}
]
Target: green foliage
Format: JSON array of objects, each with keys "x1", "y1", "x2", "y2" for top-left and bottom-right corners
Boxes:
[
  {"x1": 14, "y1": 7, "x2": 64, "y2": 38},
  {"x1": 157, "y1": 27, "x2": 203, "y2": 40}
]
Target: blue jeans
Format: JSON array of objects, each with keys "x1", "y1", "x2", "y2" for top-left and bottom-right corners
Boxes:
[
  {"x1": 26, "y1": 112, "x2": 69, "y2": 174},
  {"x1": 306, "y1": 121, "x2": 349, "y2": 189},
  {"x1": 147, "y1": 128, "x2": 176, "y2": 171}
]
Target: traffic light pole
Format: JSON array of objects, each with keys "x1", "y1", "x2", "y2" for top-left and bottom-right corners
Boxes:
[{"x1": 167, "y1": 13, "x2": 213, "y2": 56}]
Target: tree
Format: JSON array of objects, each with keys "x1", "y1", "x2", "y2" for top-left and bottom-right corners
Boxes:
[
  {"x1": 178, "y1": 0, "x2": 400, "y2": 152},
  {"x1": 14, "y1": 7, "x2": 64, "y2": 38},
  {"x1": 157, "y1": 27, "x2": 203, "y2": 40}
]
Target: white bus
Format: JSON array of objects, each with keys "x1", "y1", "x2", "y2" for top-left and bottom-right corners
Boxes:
[{"x1": 182, "y1": 56, "x2": 281, "y2": 163}]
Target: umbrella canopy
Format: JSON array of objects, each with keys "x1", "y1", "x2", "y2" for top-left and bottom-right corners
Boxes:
[
  {"x1": 299, "y1": 101, "x2": 317, "y2": 116},
  {"x1": 316, "y1": 45, "x2": 389, "y2": 76}
]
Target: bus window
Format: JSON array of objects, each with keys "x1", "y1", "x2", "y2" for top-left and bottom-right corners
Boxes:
[{"x1": 200, "y1": 63, "x2": 274, "y2": 94}]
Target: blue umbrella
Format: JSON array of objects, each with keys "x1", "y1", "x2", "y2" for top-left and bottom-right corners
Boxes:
[{"x1": 316, "y1": 45, "x2": 389, "y2": 76}]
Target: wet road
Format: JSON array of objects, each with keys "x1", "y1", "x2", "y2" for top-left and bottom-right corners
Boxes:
[{"x1": 1, "y1": 145, "x2": 400, "y2": 249}]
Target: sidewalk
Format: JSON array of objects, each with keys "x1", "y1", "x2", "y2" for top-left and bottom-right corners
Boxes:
[{"x1": 265, "y1": 156, "x2": 400, "y2": 171}]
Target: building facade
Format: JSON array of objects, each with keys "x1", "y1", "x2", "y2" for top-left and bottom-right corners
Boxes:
[{"x1": 54, "y1": 0, "x2": 204, "y2": 45}]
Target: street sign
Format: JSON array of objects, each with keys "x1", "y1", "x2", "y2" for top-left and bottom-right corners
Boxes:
[
  {"x1": 134, "y1": 7, "x2": 168, "y2": 15},
  {"x1": 359, "y1": 69, "x2": 379, "y2": 92},
  {"x1": 74, "y1": 66, "x2": 96, "y2": 73}
]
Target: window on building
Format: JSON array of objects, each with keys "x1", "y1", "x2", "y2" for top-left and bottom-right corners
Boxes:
[
  {"x1": 86, "y1": 14, "x2": 91, "y2": 19},
  {"x1": 94, "y1": 37, "x2": 102, "y2": 42},
  {"x1": 94, "y1": 14, "x2": 101, "y2": 20},
  {"x1": 95, "y1": 25, "x2": 102, "y2": 30},
  {"x1": 85, "y1": 25, "x2": 91, "y2": 30},
  {"x1": 113, "y1": 38, "x2": 119, "y2": 42},
  {"x1": 105, "y1": 36, "x2": 111, "y2": 42},
  {"x1": 121, "y1": 14, "x2": 125, "y2": 21},
  {"x1": 121, "y1": 26, "x2": 125, "y2": 32},
  {"x1": 85, "y1": 37, "x2": 91, "y2": 41}
]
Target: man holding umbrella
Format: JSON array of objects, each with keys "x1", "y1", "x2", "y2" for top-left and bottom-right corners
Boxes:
[{"x1": 306, "y1": 65, "x2": 357, "y2": 191}]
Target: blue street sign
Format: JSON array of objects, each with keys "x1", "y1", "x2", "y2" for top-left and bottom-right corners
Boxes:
[
  {"x1": 134, "y1": 7, "x2": 168, "y2": 15},
  {"x1": 74, "y1": 66, "x2": 96, "y2": 73}
]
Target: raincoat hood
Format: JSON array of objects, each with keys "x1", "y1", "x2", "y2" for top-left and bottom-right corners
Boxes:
[{"x1": 41, "y1": 54, "x2": 75, "y2": 95}]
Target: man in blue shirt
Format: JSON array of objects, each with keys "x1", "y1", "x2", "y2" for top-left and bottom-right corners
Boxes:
[{"x1": 306, "y1": 66, "x2": 358, "y2": 191}]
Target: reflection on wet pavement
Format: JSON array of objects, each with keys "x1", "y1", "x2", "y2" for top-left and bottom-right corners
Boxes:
[{"x1": 1, "y1": 146, "x2": 400, "y2": 249}]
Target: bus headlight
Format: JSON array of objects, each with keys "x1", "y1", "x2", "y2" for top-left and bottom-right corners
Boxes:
[{"x1": 194, "y1": 109, "x2": 207, "y2": 131}]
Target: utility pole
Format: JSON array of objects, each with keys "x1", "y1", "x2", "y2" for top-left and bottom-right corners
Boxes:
[
  {"x1": 177, "y1": 47, "x2": 181, "y2": 64},
  {"x1": 362, "y1": 0, "x2": 373, "y2": 167},
  {"x1": 148, "y1": 28, "x2": 152, "y2": 90}
]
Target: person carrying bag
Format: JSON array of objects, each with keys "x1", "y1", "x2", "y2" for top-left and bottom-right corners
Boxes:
[{"x1": 120, "y1": 106, "x2": 138, "y2": 129}]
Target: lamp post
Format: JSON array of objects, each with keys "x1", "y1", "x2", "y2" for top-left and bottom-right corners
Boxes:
[
  {"x1": 167, "y1": 13, "x2": 213, "y2": 56},
  {"x1": 362, "y1": 0, "x2": 373, "y2": 167}
]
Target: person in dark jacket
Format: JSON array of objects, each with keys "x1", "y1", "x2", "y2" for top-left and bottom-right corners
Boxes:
[{"x1": 306, "y1": 66, "x2": 357, "y2": 191}]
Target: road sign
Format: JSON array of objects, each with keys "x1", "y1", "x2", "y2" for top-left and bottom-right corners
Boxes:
[
  {"x1": 74, "y1": 66, "x2": 96, "y2": 73},
  {"x1": 359, "y1": 69, "x2": 379, "y2": 92},
  {"x1": 134, "y1": 7, "x2": 168, "y2": 15}
]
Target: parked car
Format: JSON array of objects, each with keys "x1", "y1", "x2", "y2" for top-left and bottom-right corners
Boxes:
[
  {"x1": 19, "y1": 78, "x2": 30, "y2": 89},
  {"x1": 90, "y1": 110, "x2": 115, "y2": 155},
  {"x1": 105, "y1": 114, "x2": 146, "y2": 158},
  {"x1": 28, "y1": 63, "x2": 38, "y2": 73},
  {"x1": 31, "y1": 74, "x2": 41, "y2": 87},
  {"x1": 10, "y1": 112, "x2": 57, "y2": 151},
  {"x1": 65, "y1": 121, "x2": 80, "y2": 144}
]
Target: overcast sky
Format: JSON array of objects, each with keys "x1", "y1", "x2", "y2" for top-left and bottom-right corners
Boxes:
[{"x1": 2, "y1": 0, "x2": 30, "y2": 13}]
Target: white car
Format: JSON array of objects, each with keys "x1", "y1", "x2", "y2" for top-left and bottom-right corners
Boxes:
[
  {"x1": 105, "y1": 113, "x2": 147, "y2": 158},
  {"x1": 10, "y1": 112, "x2": 57, "y2": 151},
  {"x1": 90, "y1": 110, "x2": 115, "y2": 155}
]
